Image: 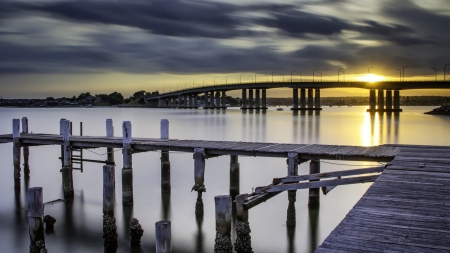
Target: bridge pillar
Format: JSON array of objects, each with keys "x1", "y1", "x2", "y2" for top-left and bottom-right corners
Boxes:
[
  {"x1": 221, "y1": 91, "x2": 226, "y2": 108},
  {"x1": 241, "y1": 89, "x2": 247, "y2": 109},
  {"x1": 215, "y1": 92, "x2": 221, "y2": 108},
  {"x1": 194, "y1": 95, "x2": 198, "y2": 108},
  {"x1": 249, "y1": 89, "x2": 254, "y2": 109},
  {"x1": 210, "y1": 91, "x2": 215, "y2": 107},
  {"x1": 386, "y1": 90, "x2": 392, "y2": 110},
  {"x1": 394, "y1": 90, "x2": 400, "y2": 110},
  {"x1": 300, "y1": 88, "x2": 306, "y2": 108},
  {"x1": 315, "y1": 88, "x2": 321, "y2": 109},
  {"x1": 378, "y1": 90, "x2": 384, "y2": 111},
  {"x1": 204, "y1": 93, "x2": 209, "y2": 108},
  {"x1": 307, "y1": 88, "x2": 314, "y2": 108},
  {"x1": 177, "y1": 95, "x2": 181, "y2": 108},
  {"x1": 255, "y1": 89, "x2": 261, "y2": 108},
  {"x1": 262, "y1": 89, "x2": 267, "y2": 109},
  {"x1": 369, "y1": 89, "x2": 376, "y2": 111},
  {"x1": 292, "y1": 88, "x2": 298, "y2": 109}
]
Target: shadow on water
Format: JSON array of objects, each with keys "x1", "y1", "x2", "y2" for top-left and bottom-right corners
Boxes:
[
  {"x1": 307, "y1": 208, "x2": 319, "y2": 253},
  {"x1": 195, "y1": 212, "x2": 205, "y2": 253}
]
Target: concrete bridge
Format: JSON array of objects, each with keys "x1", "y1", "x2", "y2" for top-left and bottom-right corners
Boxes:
[{"x1": 145, "y1": 81, "x2": 450, "y2": 112}]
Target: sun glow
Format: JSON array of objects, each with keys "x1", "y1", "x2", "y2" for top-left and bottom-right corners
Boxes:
[{"x1": 358, "y1": 74, "x2": 384, "y2": 82}]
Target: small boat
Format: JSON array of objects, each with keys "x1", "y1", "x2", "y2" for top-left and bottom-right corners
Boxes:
[
  {"x1": 86, "y1": 104, "x2": 93, "y2": 108},
  {"x1": 276, "y1": 108, "x2": 284, "y2": 111}
]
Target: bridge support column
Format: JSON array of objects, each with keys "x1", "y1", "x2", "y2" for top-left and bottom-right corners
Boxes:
[
  {"x1": 307, "y1": 88, "x2": 314, "y2": 108},
  {"x1": 378, "y1": 89, "x2": 384, "y2": 111},
  {"x1": 204, "y1": 93, "x2": 209, "y2": 108},
  {"x1": 292, "y1": 88, "x2": 298, "y2": 109},
  {"x1": 177, "y1": 95, "x2": 181, "y2": 108},
  {"x1": 249, "y1": 89, "x2": 254, "y2": 109},
  {"x1": 241, "y1": 89, "x2": 247, "y2": 109},
  {"x1": 255, "y1": 89, "x2": 260, "y2": 109},
  {"x1": 262, "y1": 89, "x2": 267, "y2": 109},
  {"x1": 308, "y1": 160, "x2": 320, "y2": 208},
  {"x1": 215, "y1": 92, "x2": 221, "y2": 108},
  {"x1": 394, "y1": 90, "x2": 401, "y2": 111},
  {"x1": 315, "y1": 88, "x2": 321, "y2": 109},
  {"x1": 300, "y1": 88, "x2": 306, "y2": 108},
  {"x1": 368, "y1": 89, "x2": 376, "y2": 112},
  {"x1": 221, "y1": 91, "x2": 226, "y2": 108},
  {"x1": 194, "y1": 95, "x2": 198, "y2": 108},
  {"x1": 386, "y1": 90, "x2": 392, "y2": 110}
]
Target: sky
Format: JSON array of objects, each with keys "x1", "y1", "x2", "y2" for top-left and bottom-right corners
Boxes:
[{"x1": 1, "y1": 0, "x2": 450, "y2": 98}]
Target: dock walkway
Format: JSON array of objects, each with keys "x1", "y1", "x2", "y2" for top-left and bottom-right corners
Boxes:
[{"x1": 316, "y1": 145, "x2": 450, "y2": 252}]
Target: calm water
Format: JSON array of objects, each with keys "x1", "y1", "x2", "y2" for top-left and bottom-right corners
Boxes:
[{"x1": 1, "y1": 106, "x2": 449, "y2": 253}]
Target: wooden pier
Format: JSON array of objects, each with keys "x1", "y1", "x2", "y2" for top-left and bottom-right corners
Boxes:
[{"x1": 2, "y1": 118, "x2": 449, "y2": 252}]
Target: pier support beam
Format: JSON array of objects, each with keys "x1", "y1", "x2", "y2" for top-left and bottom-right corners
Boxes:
[
  {"x1": 61, "y1": 119, "x2": 74, "y2": 199},
  {"x1": 229, "y1": 155, "x2": 240, "y2": 198},
  {"x1": 156, "y1": 220, "x2": 172, "y2": 253},
  {"x1": 103, "y1": 165, "x2": 115, "y2": 215},
  {"x1": 241, "y1": 89, "x2": 247, "y2": 109},
  {"x1": 255, "y1": 89, "x2": 260, "y2": 109},
  {"x1": 22, "y1": 117, "x2": 30, "y2": 176},
  {"x1": 262, "y1": 89, "x2": 267, "y2": 109},
  {"x1": 248, "y1": 89, "x2": 254, "y2": 109},
  {"x1": 293, "y1": 88, "x2": 298, "y2": 109},
  {"x1": 13, "y1": 119, "x2": 21, "y2": 188},
  {"x1": 122, "y1": 121, "x2": 133, "y2": 205},
  {"x1": 235, "y1": 194, "x2": 252, "y2": 253},
  {"x1": 161, "y1": 119, "x2": 171, "y2": 192},
  {"x1": 28, "y1": 187, "x2": 46, "y2": 253},
  {"x1": 192, "y1": 148, "x2": 206, "y2": 215},
  {"x1": 386, "y1": 90, "x2": 393, "y2": 110},
  {"x1": 308, "y1": 160, "x2": 320, "y2": 208},
  {"x1": 378, "y1": 89, "x2": 384, "y2": 111},
  {"x1": 214, "y1": 195, "x2": 233, "y2": 253},
  {"x1": 106, "y1": 119, "x2": 115, "y2": 164},
  {"x1": 287, "y1": 152, "x2": 298, "y2": 227}
]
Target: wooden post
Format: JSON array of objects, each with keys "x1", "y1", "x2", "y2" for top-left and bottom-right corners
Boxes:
[
  {"x1": 60, "y1": 119, "x2": 74, "y2": 199},
  {"x1": 28, "y1": 187, "x2": 46, "y2": 253},
  {"x1": 235, "y1": 194, "x2": 252, "y2": 253},
  {"x1": 229, "y1": 155, "x2": 240, "y2": 198},
  {"x1": 13, "y1": 119, "x2": 21, "y2": 187},
  {"x1": 309, "y1": 159, "x2": 320, "y2": 208},
  {"x1": 192, "y1": 147, "x2": 206, "y2": 214},
  {"x1": 122, "y1": 121, "x2": 133, "y2": 205},
  {"x1": 22, "y1": 117, "x2": 30, "y2": 176},
  {"x1": 161, "y1": 119, "x2": 171, "y2": 192},
  {"x1": 103, "y1": 165, "x2": 115, "y2": 215},
  {"x1": 214, "y1": 195, "x2": 233, "y2": 253},
  {"x1": 106, "y1": 119, "x2": 115, "y2": 164},
  {"x1": 287, "y1": 152, "x2": 298, "y2": 227},
  {"x1": 155, "y1": 220, "x2": 172, "y2": 253}
]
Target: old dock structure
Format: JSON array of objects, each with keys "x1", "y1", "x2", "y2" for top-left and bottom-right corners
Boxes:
[{"x1": 2, "y1": 117, "x2": 449, "y2": 252}]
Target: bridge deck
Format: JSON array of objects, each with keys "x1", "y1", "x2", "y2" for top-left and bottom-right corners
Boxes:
[
  {"x1": 316, "y1": 145, "x2": 450, "y2": 252},
  {"x1": 0, "y1": 133, "x2": 399, "y2": 161}
]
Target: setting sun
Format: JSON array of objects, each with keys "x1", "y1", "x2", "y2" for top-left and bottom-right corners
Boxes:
[{"x1": 358, "y1": 74, "x2": 384, "y2": 82}]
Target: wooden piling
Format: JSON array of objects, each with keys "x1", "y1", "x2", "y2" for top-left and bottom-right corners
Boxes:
[
  {"x1": 22, "y1": 117, "x2": 30, "y2": 176},
  {"x1": 235, "y1": 194, "x2": 252, "y2": 253},
  {"x1": 192, "y1": 147, "x2": 206, "y2": 214},
  {"x1": 161, "y1": 119, "x2": 171, "y2": 192},
  {"x1": 309, "y1": 159, "x2": 320, "y2": 208},
  {"x1": 13, "y1": 119, "x2": 21, "y2": 187},
  {"x1": 214, "y1": 195, "x2": 233, "y2": 253},
  {"x1": 61, "y1": 119, "x2": 74, "y2": 198},
  {"x1": 27, "y1": 187, "x2": 46, "y2": 253},
  {"x1": 122, "y1": 121, "x2": 133, "y2": 205},
  {"x1": 103, "y1": 165, "x2": 115, "y2": 215},
  {"x1": 229, "y1": 155, "x2": 240, "y2": 198},
  {"x1": 106, "y1": 119, "x2": 115, "y2": 164},
  {"x1": 287, "y1": 152, "x2": 298, "y2": 227},
  {"x1": 155, "y1": 220, "x2": 172, "y2": 253}
]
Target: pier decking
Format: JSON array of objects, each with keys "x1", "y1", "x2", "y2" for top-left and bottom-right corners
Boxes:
[{"x1": 316, "y1": 145, "x2": 450, "y2": 252}]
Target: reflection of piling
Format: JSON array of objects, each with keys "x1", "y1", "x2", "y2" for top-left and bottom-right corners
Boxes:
[
  {"x1": 229, "y1": 155, "x2": 240, "y2": 199},
  {"x1": 103, "y1": 165, "x2": 115, "y2": 216},
  {"x1": 122, "y1": 121, "x2": 133, "y2": 205},
  {"x1": 161, "y1": 119, "x2": 171, "y2": 192},
  {"x1": 195, "y1": 212, "x2": 204, "y2": 253},
  {"x1": 192, "y1": 147, "x2": 206, "y2": 215},
  {"x1": 286, "y1": 152, "x2": 298, "y2": 227},
  {"x1": 27, "y1": 187, "x2": 47, "y2": 253},
  {"x1": 155, "y1": 220, "x2": 172, "y2": 253},
  {"x1": 214, "y1": 195, "x2": 233, "y2": 253},
  {"x1": 308, "y1": 160, "x2": 320, "y2": 208},
  {"x1": 307, "y1": 208, "x2": 319, "y2": 252},
  {"x1": 234, "y1": 194, "x2": 252, "y2": 253},
  {"x1": 61, "y1": 119, "x2": 74, "y2": 199},
  {"x1": 22, "y1": 117, "x2": 30, "y2": 176}
]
